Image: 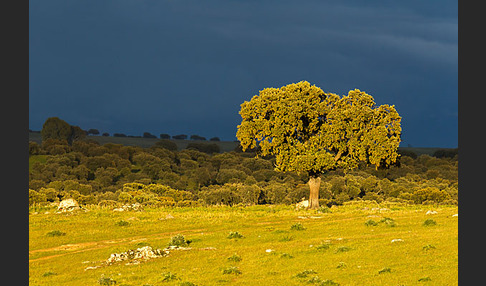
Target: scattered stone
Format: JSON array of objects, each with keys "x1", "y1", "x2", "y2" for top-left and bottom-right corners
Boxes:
[
  {"x1": 58, "y1": 198, "x2": 80, "y2": 212},
  {"x1": 84, "y1": 266, "x2": 101, "y2": 271},
  {"x1": 106, "y1": 246, "x2": 168, "y2": 265},
  {"x1": 391, "y1": 239, "x2": 404, "y2": 243},
  {"x1": 452, "y1": 213, "x2": 458, "y2": 217},
  {"x1": 266, "y1": 249, "x2": 274, "y2": 253},
  {"x1": 165, "y1": 214, "x2": 174, "y2": 219},
  {"x1": 426, "y1": 210, "x2": 438, "y2": 215},
  {"x1": 296, "y1": 199, "x2": 309, "y2": 210},
  {"x1": 113, "y1": 203, "x2": 143, "y2": 212}
]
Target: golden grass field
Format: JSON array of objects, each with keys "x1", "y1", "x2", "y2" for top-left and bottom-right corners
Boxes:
[{"x1": 29, "y1": 201, "x2": 458, "y2": 285}]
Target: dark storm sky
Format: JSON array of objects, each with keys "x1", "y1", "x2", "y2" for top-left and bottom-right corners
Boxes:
[{"x1": 29, "y1": 0, "x2": 458, "y2": 147}]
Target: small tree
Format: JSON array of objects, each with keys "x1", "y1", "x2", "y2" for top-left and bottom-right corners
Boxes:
[
  {"x1": 159, "y1": 133, "x2": 171, "y2": 139},
  {"x1": 236, "y1": 81, "x2": 401, "y2": 209},
  {"x1": 143, "y1": 132, "x2": 157, "y2": 138},
  {"x1": 41, "y1": 117, "x2": 72, "y2": 142},
  {"x1": 87, "y1": 129, "x2": 100, "y2": 135},
  {"x1": 172, "y1": 134, "x2": 188, "y2": 140}
]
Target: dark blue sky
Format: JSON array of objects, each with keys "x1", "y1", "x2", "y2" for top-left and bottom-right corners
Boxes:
[{"x1": 29, "y1": 0, "x2": 457, "y2": 147}]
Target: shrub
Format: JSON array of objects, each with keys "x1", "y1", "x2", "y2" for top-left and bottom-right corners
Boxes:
[
  {"x1": 412, "y1": 187, "x2": 451, "y2": 204},
  {"x1": 98, "y1": 275, "x2": 117, "y2": 285},
  {"x1": 422, "y1": 244, "x2": 436, "y2": 251},
  {"x1": 172, "y1": 134, "x2": 188, "y2": 140},
  {"x1": 380, "y1": 217, "x2": 396, "y2": 227},
  {"x1": 280, "y1": 253, "x2": 294, "y2": 258},
  {"x1": 364, "y1": 219, "x2": 378, "y2": 226},
  {"x1": 190, "y1": 134, "x2": 206, "y2": 141},
  {"x1": 46, "y1": 230, "x2": 66, "y2": 237},
  {"x1": 320, "y1": 280, "x2": 340, "y2": 286},
  {"x1": 87, "y1": 129, "x2": 100, "y2": 135},
  {"x1": 378, "y1": 267, "x2": 391, "y2": 274},
  {"x1": 143, "y1": 132, "x2": 157, "y2": 138},
  {"x1": 98, "y1": 200, "x2": 119, "y2": 208},
  {"x1": 154, "y1": 139, "x2": 178, "y2": 151},
  {"x1": 227, "y1": 231, "x2": 244, "y2": 239},
  {"x1": 423, "y1": 219, "x2": 437, "y2": 226},
  {"x1": 335, "y1": 246, "x2": 351, "y2": 253},
  {"x1": 29, "y1": 189, "x2": 47, "y2": 205},
  {"x1": 209, "y1": 137, "x2": 220, "y2": 141},
  {"x1": 227, "y1": 254, "x2": 242, "y2": 262},
  {"x1": 316, "y1": 243, "x2": 331, "y2": 250},
  {"x1": 186, "y1": 142, "x2": 220, "y2": 154},
  {"x1": 200, "y1": 187, "x2": 241, "y2": 206},
  {"x1": 169, "y1": 234, "x2": 190, "y2": 247},
  {"x1": 161, "y1": 272, "x2": 179, "y2": 282},
  {"x1": 222, "y1": 266, "x2": 241, "y2": 275},
  {"x1": 115, "y1": 220, "x2": 130, "y2": 227},
  {"x1": 294, "y1": 269, "x2": 317, "y2": 278},
  {"x1": 290, "y1": 223, "x2": 305, "y2": 231}
]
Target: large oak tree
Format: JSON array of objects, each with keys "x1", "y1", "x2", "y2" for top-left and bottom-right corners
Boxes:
[{"x1": 236, "y1": 81, "x2": 401, "y2": 209}]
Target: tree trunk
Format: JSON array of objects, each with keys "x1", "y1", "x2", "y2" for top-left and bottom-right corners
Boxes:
[{"x1": 308, "y1": 176, "x2": 321, "y2": 209}]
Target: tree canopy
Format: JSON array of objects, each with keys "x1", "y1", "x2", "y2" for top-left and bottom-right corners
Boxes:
[{"x1": 237, "y1": 81, "x2": 401, "y2": 175}]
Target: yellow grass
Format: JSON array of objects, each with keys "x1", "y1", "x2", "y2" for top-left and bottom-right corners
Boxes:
[{"x1": 29, "y1": 202, "x2": 458, "y2": 285}]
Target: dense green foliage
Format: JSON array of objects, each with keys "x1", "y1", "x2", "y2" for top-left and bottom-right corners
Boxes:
[
  {"x1": 236, "y1": 81, "x2": 401, "y2": 208},
  {"x1": 29, "y1": 135, "x2": 457, "y2": 207},
  {"x1": 41, "y1": 117, "x2": 87, "y2": 144},
  {"x1": 237, "y1": 81, "x2": 401, "y2": 174}
]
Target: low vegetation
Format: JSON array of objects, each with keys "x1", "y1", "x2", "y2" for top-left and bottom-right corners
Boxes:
[{"x1": 29, "y1": 202, "x2": 458, "y2": 285}]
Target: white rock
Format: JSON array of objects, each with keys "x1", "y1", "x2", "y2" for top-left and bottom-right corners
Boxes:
[
  {"x1": 391, "y1": 239, "x2": 404, "y2": 243},
  {"x1": 296, "y1": 199, "x2": 309, "y2": 209},
  {"x1": 265, "y1": 249, "x2": 274, "y2": 253},
  {"x1": 58, "y1": 198, "x2": 80, "y2": 212},
  {"x1": 452, "y1": 213, "x2": 458, "y2": 217},
  {"x1": 426, "y1": 210, "x2": 438, "y2": 215}
]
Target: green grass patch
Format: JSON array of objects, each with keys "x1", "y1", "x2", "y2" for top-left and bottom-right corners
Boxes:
[{"x1": 29, "y1": 203, "x2": 458, "y2": 286}]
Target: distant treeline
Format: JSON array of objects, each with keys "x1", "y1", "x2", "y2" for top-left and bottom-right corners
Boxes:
[
  {"x1": 29, "y1": 135, "x2": 458, "y2": 208},
  {"x1": 30, "y1": 117, "x2": 220, "y2": 141}
]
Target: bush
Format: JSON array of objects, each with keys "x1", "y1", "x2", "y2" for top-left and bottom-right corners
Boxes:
[
  {"x1": 190, "y1": 134, "x2": 206, "y2": 141},
  {"x1": 143, "y1": 132, "x2": 157, "y2": 138},
  {"x1": 98, "y1": 200, "x2": 119, "y2": 208},
  {"x1": 186, "y1": 142, "x2": 220, "y2": 154},
  {"x1": 154, "y1": 139, "x2": 178, "y2": 151},
  {"x1": 227, "y1": 231, "x2": 244, "y2": 239},
  {"x1": 222, "y1": 266, "x2": 241, "y2": 275},
  {"x1": 423, "y1": 219, "x2": 437, "y2": 226},
  {"x1": 46, "y1": 230, "x2": 66, "y2": 237},
  {"x1": 168, "y1": 234, "x2": 190, "y2": 247},
  {"x1": 172, "y1": 134, "x2": 188, "y2": 140},
  {"x1": 29, "y1": 189, "x2": 47, "y2": 205},
  {"x1": 159, "y1": 133, "x2": 171, "y2": 139},
  {"x1": 200, "y1": 187, "x2": 241, "y2": 206},
  {"x1": 412, "y1": 187, "x2": 451, "y2": 204},
  {"x1": 290, "y1": 223, "x2": 305, "y2": 231},
  {"x1": 227, "y1": 254, "x2": 242, "y2": 262}
]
